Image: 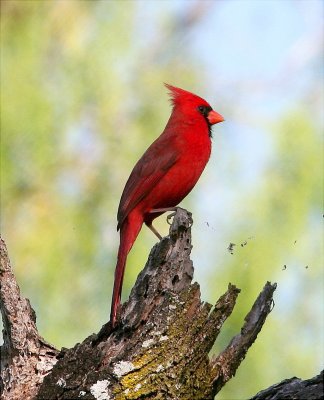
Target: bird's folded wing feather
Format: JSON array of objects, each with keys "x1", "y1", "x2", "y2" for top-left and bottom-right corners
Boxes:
[{"x1": 117, "y1": 137, "x2": 179, "y2": 229}]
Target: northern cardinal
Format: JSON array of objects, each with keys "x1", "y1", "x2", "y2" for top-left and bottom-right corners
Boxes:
[{"x1": 110, "y1": 84, "x2": 224, "y2": 327}]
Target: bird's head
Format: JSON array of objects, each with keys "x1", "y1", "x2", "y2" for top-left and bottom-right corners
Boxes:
[{"x1": 164, "y1": 83, "x2": 224, "y2": 136}]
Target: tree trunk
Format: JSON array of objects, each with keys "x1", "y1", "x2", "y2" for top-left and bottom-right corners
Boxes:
[{"x1": 1, "y1": 209, "x2": 322, "y2": 399}]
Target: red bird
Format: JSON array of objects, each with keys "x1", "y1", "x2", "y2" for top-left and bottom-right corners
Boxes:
[{"x1": 110, "y1": 84, "x2": 224, "y2": 327}]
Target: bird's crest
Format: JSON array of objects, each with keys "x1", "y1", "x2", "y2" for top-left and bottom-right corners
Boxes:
[{"x1": 164, "y1": 83, "x2": 207, "y2": 107}]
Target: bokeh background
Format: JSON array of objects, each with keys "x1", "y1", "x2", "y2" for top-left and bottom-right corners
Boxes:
[{"x1": 1, "y1": 1, "x2": 323, "y2": 398}]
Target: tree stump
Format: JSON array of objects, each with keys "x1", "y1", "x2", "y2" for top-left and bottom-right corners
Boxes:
[{"x1": 1, "y1": 209, "x2": 322, "y2": 399}]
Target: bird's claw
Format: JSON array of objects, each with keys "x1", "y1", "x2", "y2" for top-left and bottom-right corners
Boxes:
[{"x1": 167, "y1": 212, "x2": 176, "y2": 225}]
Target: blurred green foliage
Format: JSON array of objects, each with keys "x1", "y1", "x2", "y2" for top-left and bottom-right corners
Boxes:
[
  {"x1": 213, "y1": 111, "x2": 323, "y2": 398},
  {"x1": 1, "y1": 2, "x2": 322, "y2": 399}
]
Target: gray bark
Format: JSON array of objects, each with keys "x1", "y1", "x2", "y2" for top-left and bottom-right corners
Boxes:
[
  {"x1": 1, "y1": 209, "x2": 322, "y2": 399},
  {"x1": 250, "y1": 370, "x2": 323, "y2": 400}
]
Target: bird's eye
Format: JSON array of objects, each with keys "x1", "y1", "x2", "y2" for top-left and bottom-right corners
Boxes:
[
  {"x1": 198, "y1": 105, "x2": 206, "y2": 114},
  {"x1": 198, "y1": 105, "x2": 212, "y2": 116}
]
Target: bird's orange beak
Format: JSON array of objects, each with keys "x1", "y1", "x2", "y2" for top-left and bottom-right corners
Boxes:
[{"x1": 207, "y1": 110, "x2": 224, "y2": 125}]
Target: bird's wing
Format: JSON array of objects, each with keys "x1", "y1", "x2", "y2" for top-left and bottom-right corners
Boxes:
[{"x1": 117, "y1": 136, "x2": 179, "y2": 229}]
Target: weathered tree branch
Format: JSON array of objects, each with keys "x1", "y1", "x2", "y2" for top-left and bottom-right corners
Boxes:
[
  {"x1": 250, "y1": 370, "x2": 323, "y2": 400},
  {"x1": 0, "y1": 238, "x2": 58, "y2": 400},
  {"x1": 1, "y1": 209, "x2": 322, "y2": 399},
  {"x1": 211, "y1": 280, "x2": 276, "y2": 393}
]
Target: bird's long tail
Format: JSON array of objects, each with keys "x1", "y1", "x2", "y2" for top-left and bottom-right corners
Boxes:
[{"x1": 110, "y1": 216, "x2": 143, "y2": 327}]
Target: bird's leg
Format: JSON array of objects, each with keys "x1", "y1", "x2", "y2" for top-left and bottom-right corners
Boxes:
[
  {"x1": 149, "y1": 207, "x2": 179, "y2": 225},
  {"x1": 145, "y1": 222, "x2": 163, "y2": 240},
  {"x1": 149, "y1": 207, "x2": 178, "y2": 214}
]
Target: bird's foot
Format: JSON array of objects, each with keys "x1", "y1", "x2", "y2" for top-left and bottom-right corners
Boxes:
[
  {"x1": 166, "y1": 212, "x2": 177, "y2": 225},
  {"x1": 149, "y1": 207, "x2": 179, "y2": 226}
]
